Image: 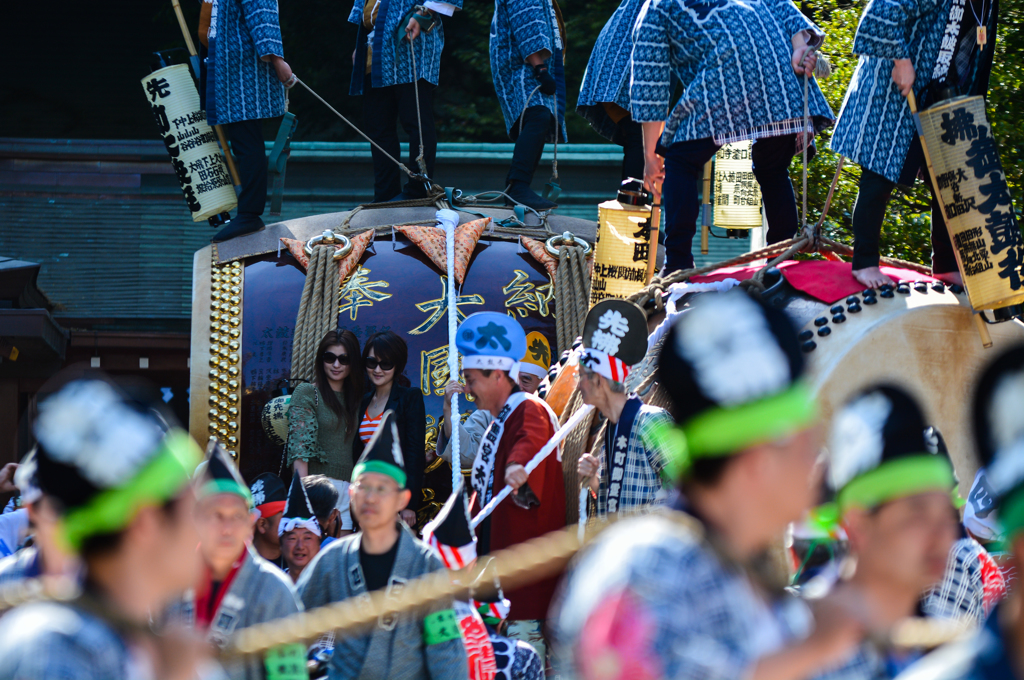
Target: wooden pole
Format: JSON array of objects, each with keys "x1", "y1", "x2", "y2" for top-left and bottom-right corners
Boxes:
[{"x1": 170, "y1": 0, "x2": 243, "y2": 189}]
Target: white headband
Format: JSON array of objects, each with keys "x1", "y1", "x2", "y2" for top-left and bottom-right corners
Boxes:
[
  {"x1": 462, "y1": 355, "x2": 517, "y2": 372},
  {"x1": 579, "y1": 347, "x2": 631, "y2": 383},
  {"x1": 278, "y1": 516, "x2": 321, "y2": 537}
]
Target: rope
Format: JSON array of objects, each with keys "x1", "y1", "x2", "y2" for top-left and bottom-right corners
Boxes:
[
  {"x1": 555, "y1": 245, "x2": 590, "y2": 354},
  {"x1": 559, "y1": 386, "x2": 595, "y2": 524},
  {"x1": 289, "y1": 245, "x2": 341, "y2": 382},
  {"x1": 407, "y1": 40, "x2": 429, "y2": 177},
  {"x1": 439, "y1": 208, "x2": 463, "y2": 493}
]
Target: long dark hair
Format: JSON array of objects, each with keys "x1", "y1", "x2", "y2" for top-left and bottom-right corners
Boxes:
[
  {"x1": 315, "y1": 330, "x2": 363, "y2": 432},
  {"x1": 362, "y1": 330, "x2": 411, "y2": 388}
]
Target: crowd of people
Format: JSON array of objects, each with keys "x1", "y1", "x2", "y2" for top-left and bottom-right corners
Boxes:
[
  {"x1": 0, "y1": 292, "x2": 1021, "y2": 680},
  {"x1": 203, "y1": 0, "x2": 999, "y2": 286}
]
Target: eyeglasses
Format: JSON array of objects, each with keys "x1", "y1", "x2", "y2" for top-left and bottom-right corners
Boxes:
[
  {"x1": 364, "y1": 357, "x2": 395, "y2": 371},
  {"x1": 322, "y1": 351, "x2": 351, "y2": 366},
  {"x1": 352, "y1": 482, "x2": 400, "y2": 498}
]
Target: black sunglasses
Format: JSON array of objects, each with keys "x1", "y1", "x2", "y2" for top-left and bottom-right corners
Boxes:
[
  {"x1": 364, "y1": 357, "x2": 395, "y2": 371},
  {"x1": 321, "y1": 351, "x2": 351, "y2": 366}
]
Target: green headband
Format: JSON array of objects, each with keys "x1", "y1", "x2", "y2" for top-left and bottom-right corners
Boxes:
[
  {"x1": 652, "y1": 382, "x2": 818, "y2": 481},
  {"x1": 60, "y1": 429, "x2": 202, "y2": 551},
  {"x1": 837, "y1": 454, "x2": 956, "y2": 516},
  {"x1": 352, "y1": 460, "x2": 407, "y2": 489},
  {"x1": 198, "y1": 478, "x2": 253, "y2": 507}
]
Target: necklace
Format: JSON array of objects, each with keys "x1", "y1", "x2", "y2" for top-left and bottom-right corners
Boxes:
[{"x1": 968, "y1": 0, "x2": 989, "y2": 47}]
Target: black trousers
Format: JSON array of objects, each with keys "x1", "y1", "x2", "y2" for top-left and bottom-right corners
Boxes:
[
  {"x1": 612, "y1": 116, "x2": 645, "y2": 182},
  {"x1": 223, "y1": 118, "x2": 268, "y2": 216},
  {"x1": 507, "y1": 106, "x2": 554, "y2": 186},
  {"x1": 363, "y1": 74, "x2": 437, "y2": 202},
  {"x1": 850, "y1": 138, "x2": 957, "y2": 274}
]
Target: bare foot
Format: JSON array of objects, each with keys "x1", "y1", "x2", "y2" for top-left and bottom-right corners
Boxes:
[
  {"x1": 852, "y1": 266, "x2": 895, "y2": 289},
  {"x1": 933, "y1": 270, "x2": 964, "y2": 287}
]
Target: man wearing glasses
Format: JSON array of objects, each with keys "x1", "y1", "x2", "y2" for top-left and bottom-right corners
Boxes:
[{"x1": 298, "y1": 410, "x2": 469, "y2": 679}]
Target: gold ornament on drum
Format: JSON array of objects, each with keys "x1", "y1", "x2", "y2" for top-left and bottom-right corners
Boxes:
[
  {"x1": 208, "y1": 394, "x2": 219, "y2": 406},
  {"x1": 205, "y1": 262, "x2": 242, "y2": 466},
  {"x1": 228, "y1": 366, "x2": 240, "y2": 377},
  {"x1": 227, "y1": 421, "x2": 238, "y2": 432},
  {"x1": 227, "y1": 393, "x2": 239, "y2": 404}
]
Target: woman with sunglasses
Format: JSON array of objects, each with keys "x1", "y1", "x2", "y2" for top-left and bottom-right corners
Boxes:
[
  {"x1": 355, "y1": 331, "x2": 426, "y2": 527},
  {"x1": 287, "y1": 330, "x2": 363, "y2": 534}
]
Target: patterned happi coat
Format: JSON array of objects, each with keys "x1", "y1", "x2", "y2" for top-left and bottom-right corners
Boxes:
[
  {"x1": 165, "y1": 548, "x2": 302, "y2": 680},
  {"x1": 576, "y1": 0, "x2": 647, "y2": 141},
  {"x1": 594, "y1": 399, "x2": 672, "y2": 517},
  {"x1": 208, "y1": 0, "x2": 286, "y2": 126},
  {"x1": 297, "y1": 526, "x2": 469, "y2": 680},
  {"x1": 830, "y1": 0, "x2": 951, "y2": 183},
  {"x1": 630, "y1": 0, "x2": 834, "y2": 148},
  {"x1": 348, "y1": 0, "x2": 462, "y2": 95},
  {"x1": 489, "y1": 0, "x2": 568, "y2": 142}
]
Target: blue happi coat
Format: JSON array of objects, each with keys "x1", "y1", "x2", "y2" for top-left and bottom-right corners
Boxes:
[
  {"x1": 577, "y1": 0, "x2": 647, "y2": 141},
  {"x1": 630, "y1": 0, "x2": 835, "y2": 148},
  {"x1": 490, "y1": 0, "x2": 568, "y2": 142},
  {"x1": 348, "y1": 0, "x2": 461, "y2": 95},
  {"x1": 208, "y1": 0, "x2": 286, "y2": 126},
  {"x1": 830, "y1": 0, "x2": 950, "y2": 183}
]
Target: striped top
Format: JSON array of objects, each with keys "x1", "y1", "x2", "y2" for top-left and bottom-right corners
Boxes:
[{"x1": 359, "y1": 411, "x2": 383, "y2": 444}]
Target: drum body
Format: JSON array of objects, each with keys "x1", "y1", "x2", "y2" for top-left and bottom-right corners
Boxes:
[{"x1": 918, "y1": 96, "x2": 1024, "y2": 311}]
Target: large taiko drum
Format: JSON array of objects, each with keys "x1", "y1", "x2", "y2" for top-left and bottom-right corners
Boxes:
[
  {"x1": 918, "y1": 96, "x2": 1024, "y2": 314},
  {"x1": 189, "y1": 206, "x2": 593, "y2": 524},
  {"x1": 142, "y1": 64, "x2": 237, "y2": 222}
]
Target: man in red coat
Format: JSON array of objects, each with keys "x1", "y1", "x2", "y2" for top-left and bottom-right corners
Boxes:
[{"x1": 457, "y1": 311, "x2": 565, "y2": 666}]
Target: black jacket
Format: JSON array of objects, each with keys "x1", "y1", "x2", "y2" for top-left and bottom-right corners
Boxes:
[{"x1": 354, "y1": 382, "x2": 427, "y2": 509}]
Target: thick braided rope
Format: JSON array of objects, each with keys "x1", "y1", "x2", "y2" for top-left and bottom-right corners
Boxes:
[
  {"x1": 442, "y1": 210, "x2": 462, "y2": 491},
  {"x1": 289, "y1": 245, "x2": 337, "y2": 382},
  {"x1": 290, "y1": 251, "x2": 318, "y2": 379},
  {"x1": 555, "y1": 245, "x2": 589, "y2": 354},
  {"x1": 559, "y1": 386, "x2": 594, "y2": 524}
]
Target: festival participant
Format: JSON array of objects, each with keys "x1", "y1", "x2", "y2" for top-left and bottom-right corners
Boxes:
[
  {"x1": 303, "y1": 474, "x2": 347, "y2": 544},
  {"x1": 289, "y1": 330, "x2": 362, "y2": 534},
  {"x1": 888, "y1": 346, "x2": 1024, "y2": 680},
  {"x1": 518, "y1": 332, "x2": 552, "y2": 395},
  {"x1": 920, "y1": 428, "x2": 1006, "y2": 625},
  {"x1": 575, "y1": 299, "x2": 672, "y2": 518},
  {"x1": 550, "y1": 291, "x2": 863, "y2": 679},
  {"x1": 250, "y1": 472, "x2": 288, "y2": 569},
  {"x1": 439, "y1": 379, "x2": 493, "y2": 470},
  {"x1": 166, "y1": 442, "x2": 303, "y2": 680},
  {"x1": 576, "y1": 0, "x2": 647, "y2": 181},
  {"x1": 298, "y1": 411, "x2": 469, "y2": 680},
  {"x1": 0, "y1": 450, "x2": 78, "y2": 585},
  {"x1": 279, "y1": 473, "x2": 323, "y2": 583},
  {"x1": 830, "y1": 0, "x2": 998, "y2": 289},
  {"x1": 349, "y1": 0, "x2": 461, "y2": 202},
  {"x1": 458, "y1": 311, "x2": 564, "y2": 662},
  {"x1": 631, "y1": 0, "x2": 832, "y2": 274},
  {"x1": 205, "y1": 0, "x2": 294, "y2": 242},
  {"x1": 490, "y1": 0, "x2": 567, "y2": 211},
  {"x1": 423, "y1": 483, "x2": 544, "y2": 680},
  {"x1": 0, "y1": 379, "x2": 208, "y2": 679},
  {"x1": 356, "y1": 330, "x2": 426, "y2": 527},
  {"x1": 809, "y1": 386, "x2": 960, "y2": 680}
]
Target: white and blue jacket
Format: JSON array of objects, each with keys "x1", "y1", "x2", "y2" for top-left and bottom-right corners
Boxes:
[
  {"x1": 630, "y1": 0, "x2": 835, "y2": 148},
  {"x1": 489, "y1": 0, "x2": 568, "y2": 142}
]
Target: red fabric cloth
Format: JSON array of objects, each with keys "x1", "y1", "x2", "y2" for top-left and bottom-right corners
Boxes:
[
  {"x1": 476, "y1": 396, "x2": 566, "y2": 621},
  {"x1": 691, "y1": 260, "x2": 938, "y2": 304},
  {"x1": 194, "y1": 549, "x2": 245, "y2": 629},
  {"x1": 255, "y1": 500, "x2": 286, "y2": 519}
]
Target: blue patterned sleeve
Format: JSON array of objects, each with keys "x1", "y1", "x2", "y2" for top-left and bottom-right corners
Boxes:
[
  {"x1": 240, "y1": 0, "x2": 285, "y2": 58},
  {"x1": 508, "y1": 0, "x2": 556, "y2": 59},
  {"x1": 764, "y1": 0, "x2": 817, "y2": 38},
  {"x1": 629, "y1": 0, "x2": 678, "y2": 124},
  {"x1": 852, "y1": 0, "x2": 928, "y2": 59},
  {"x1": 348, "y1": 0, "x2": 362, "y2": 25}
]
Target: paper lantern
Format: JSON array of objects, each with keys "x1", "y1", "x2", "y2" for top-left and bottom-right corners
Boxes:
[
  {"x1": 591, "y1": 200, "x2": 653, "y2": 306},
  {"x1": 713, "y1": 141, "x2": 763, "y2": 229},
  {"x1": 141, "y1": 64, "x2": 237, "y2": 222},
  {"x1": 918, "y1": 96, "x2": 1024, "y2": 313}
]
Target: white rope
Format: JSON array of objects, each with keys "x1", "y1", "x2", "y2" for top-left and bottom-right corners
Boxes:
[
  {"x1": 437, "y1": 208, "x2": 462, "y2": 495},
  {"x1": 471, "y1": 404, "x2": 595, "y2": 529},
  {"x1": 407, "y1": 38, "x2": 428, "y2": 176},
  {"x1": 578, "y1": 486, "x2": 588, "y2": 542}
]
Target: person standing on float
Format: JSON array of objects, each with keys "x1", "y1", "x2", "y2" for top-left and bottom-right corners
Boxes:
[
  {"x1": 206, "y1": 0, "x2": 294, "y2": 243},
  {"x1": 490, "y1": 0, "x2": 568, "y2": 211},
  {"x1": 576, "y1": 0, "x2": 648, "y2": 182},
  {"x1": 575, "y1": 299, "x2": 673, "y2": 519},
  {"x1": 830, "y1": 0, "x2": 998, "y2": 289},
  {"x1": 349, "y1": 0, "x2": 461, "y2": 202},
  {"x1": 458, "y1": 311, "x2": 565, "y2": 665},
  {"x1": 550, "y1": 292, "x2": 865, "y2": 679},
  {"x1": 631, "y1": 0, "x2": 834, "y2": 275}
]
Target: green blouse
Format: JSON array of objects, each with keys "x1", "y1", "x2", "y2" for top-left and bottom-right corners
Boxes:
[{"x1": 286, "y1": 381, "x2": 355, "y2": 481}]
